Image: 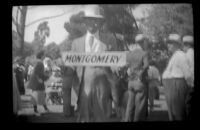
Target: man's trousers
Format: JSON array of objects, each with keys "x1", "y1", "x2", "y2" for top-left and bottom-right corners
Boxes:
[
  {"x1": 162, "y1": 78, "x2": 189, "y2": 121},
  {"x1": 124, "y1": 79, "x2": 148, "y2": 121}
]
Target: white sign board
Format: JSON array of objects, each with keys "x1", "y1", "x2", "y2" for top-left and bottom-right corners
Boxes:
[{"x1": 62, "y1": 52, "x2": 126, "y2": 67}]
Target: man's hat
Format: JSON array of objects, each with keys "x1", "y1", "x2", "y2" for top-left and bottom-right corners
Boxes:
[
  {"x1": 167, "y1": 34, "x2": 181, "y2": 45},
  {"x1": 135, "y1": 34, "x2": 145, "y2": 43},
  {"x1": 83, "y1": 5, "x2": 104, "y2": 19},
  {"x1": 183, "y1": 35, "x2": 193, "y2": 45}
]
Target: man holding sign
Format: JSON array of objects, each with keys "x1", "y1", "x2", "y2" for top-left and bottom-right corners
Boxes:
[{"x1": 69, "y1": 5, "x2": 119, "y2": 122}]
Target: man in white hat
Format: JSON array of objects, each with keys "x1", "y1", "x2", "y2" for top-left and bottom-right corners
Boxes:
[
  {"x1": 182, "y1": 35, "x2": 194, "y2": 120},
  {"x1": 71, "y1": 5, "x2": 118, "y2": 122},
  {"x1": 162, "y1": 34, "x2": 192, "y2": 121},
  {"x1": 124, "y1": 34, "x2": 149, "y2": 121}
]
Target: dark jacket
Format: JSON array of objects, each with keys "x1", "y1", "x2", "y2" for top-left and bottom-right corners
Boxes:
[
  {"x1": 28, "y1": 59, "x2": 49, "y2": 91},
  {"x1": 14, "y1": 65, "x2": 25, "y2": 95}
]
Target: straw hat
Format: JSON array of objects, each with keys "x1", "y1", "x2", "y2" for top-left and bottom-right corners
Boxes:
[
  {"x1": 167, "y1": 34, "x2": 181, "y2": 45},
  {"x1": 183, "y1": 35, "x2": 193, "y2": 46}
]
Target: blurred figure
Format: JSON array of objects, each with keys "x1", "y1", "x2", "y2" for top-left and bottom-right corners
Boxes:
[
  {"x1": 27, "y1": 50, "x2": 51, "y2": 116},
  {"x1": 147, "y1": 61, "x2": 160, "y2": 111},
  {"x1": 56, "y1": 57, "x2": 77, "y2": 117},
  {"x1": 13, "y1": 70, "x2": 22, "y2": 115},
  {"x1": 124, "y1": 34, "x2": 149, "y2": 122},
  {"x1": 182, "y1": 35, "x2": 194, "y2": 120},
  {"x1": 14, "y1": 57, "x2": 25, "y2": 95},
  {"x1": 162, "y1": 34, "x2": 192, "y2": 121},
  {"x1": 27, "y1": 64, "x2": 34, "y2": 81},
  {"x1": 182, "y1": 35, "x2": 194, "y2": 87}
]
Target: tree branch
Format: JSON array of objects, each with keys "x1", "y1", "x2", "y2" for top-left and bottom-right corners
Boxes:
[
  {"x1": 15, "y1": 7, "x2": 22, "y2": 37},
  {"x1": 25, "y1": 12, "x2": 67, "y2": 27},
  {"x1": 128, "y1": 5, "x2": 139, "y2": 31}
]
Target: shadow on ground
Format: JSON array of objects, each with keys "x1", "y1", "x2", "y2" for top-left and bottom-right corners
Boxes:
[
  {"x1": 147, "y1": 110, "x2": 169, "y2": 121},
  {"x1": 16, "y1": 112, "x2": 77, "y2": 123}
]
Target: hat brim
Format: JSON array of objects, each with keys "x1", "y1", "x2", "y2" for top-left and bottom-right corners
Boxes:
[
  {"x1": 167, "y1": 40, "x2": 181, "y2": 45},
  {"x1": 83, "y1": 16, "x2": 104, "y2": 19}
]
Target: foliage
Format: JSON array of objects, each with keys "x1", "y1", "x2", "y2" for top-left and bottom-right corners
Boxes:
[
  {"x1": 44, "y1": 42, "x2": 61, "y2": 60},
  {"x1": 64, "y1": 11, "x2": 87, "y2": 41},
  {"x1": 59, "y1": 37, "x2": 73, "y2": 52},
  {"x1": 138, "y1": 4, "x2": 193, "y2": 74},
  {"x1": 32, "y1": 21, "x2": 50, "y2": 54},
  {"x1": 12, "y1": 30, "x2": 33, "y2": 59},
  {"x1": 99, "y1": 4, "x2": 138, "y2": 50},
  {"x1": 140, "y1": 4, "x2": 193, "y2": 39}
]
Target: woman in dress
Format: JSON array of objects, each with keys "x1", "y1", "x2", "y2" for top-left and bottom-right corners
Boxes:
[{"x1": 27, "y1": 50, "x2": 51, "y2": 116}]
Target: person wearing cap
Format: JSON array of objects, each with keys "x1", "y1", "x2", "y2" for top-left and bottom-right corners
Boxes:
[
  {"x1": 182, "y1": 35, "x2": 194, "y2": 87},
  {"x1": 162, "y1": 34, "x2": 192, "y2": 121},
  {"x1": 71, "y1": 5, "x2": 117, "y2": 122},
  {"x1": 182, "y1": 35, "x2": 194, "y2": 120},
  {"x1": 124, "y1": 34, "x2": 149, "y2": 122}
]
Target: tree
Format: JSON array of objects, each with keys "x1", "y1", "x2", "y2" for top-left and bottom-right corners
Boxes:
[
  {"x1": 99, "y1": 4, "x2": 139, "y2": 50},
  {"x1": 12, "y1": 6, "x2": 66, "y2": 59},
  {"x1": 64, "y1": 11, "x2": 87, "y2": 41},
  {"x1": 12, "y1": 6, "x2": 28, "y2": 58},
  {"x1": 134, "y1": 4, "x2": 193, "y2": 74},
  {"x1": 32, "y1": 21, "x2": 50, "y2": 54},
  {"x1": 140, "y1": 4, "x2": 193, "y2": 40},
  {"x1": 12, "y1": 30, "x2": 33, "y2": 58},
  {"x1": 44, "y1": 42, "x2": 61, "y2": 60},
  {"x1": 59, "y1": 37, "x2": 73, "y2": 52}
]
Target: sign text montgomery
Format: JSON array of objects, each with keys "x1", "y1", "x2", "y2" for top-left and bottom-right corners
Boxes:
[{"x1": 62, "y1": 52, "x2": 126, "y2": 67}]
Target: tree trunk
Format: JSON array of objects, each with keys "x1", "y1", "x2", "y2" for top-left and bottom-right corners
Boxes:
[{"x1": 20, "y1": 6, "x2": 27, "y2": 59}]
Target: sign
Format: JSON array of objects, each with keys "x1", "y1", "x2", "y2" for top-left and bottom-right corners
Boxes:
[{"x1": 62, "y1": 52, "x2": 126, "y2": 67}]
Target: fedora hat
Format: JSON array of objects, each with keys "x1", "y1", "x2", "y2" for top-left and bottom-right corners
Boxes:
[{"x1": 83, "y1": 5, "x2": 104, "y2": 19}]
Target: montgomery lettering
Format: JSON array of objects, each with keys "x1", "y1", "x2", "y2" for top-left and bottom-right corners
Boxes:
[{"x1": 65, "y1": 54, "x2": 120, "y2": 64}]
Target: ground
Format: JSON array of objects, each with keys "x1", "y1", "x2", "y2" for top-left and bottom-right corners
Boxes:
[{"x1": 16, "y1": 87, "x2": 169, "y2": 122}]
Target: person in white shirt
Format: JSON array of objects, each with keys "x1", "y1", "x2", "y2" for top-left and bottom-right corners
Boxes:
[
  {"x1": 162, "y1": 34, "x2": 192, "y2": 121},
  {"x1": 182, "y1": 35, "x2": 194, "y2": 120}
]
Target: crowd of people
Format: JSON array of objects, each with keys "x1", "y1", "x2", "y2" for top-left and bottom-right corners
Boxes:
[{"x1": 12, "y1": 5, "x2": 194, "y2": 122}]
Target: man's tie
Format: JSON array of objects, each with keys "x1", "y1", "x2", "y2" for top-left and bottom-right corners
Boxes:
[{"x1": 89, "y1": 35, "x2": 94, "y2": 49}]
